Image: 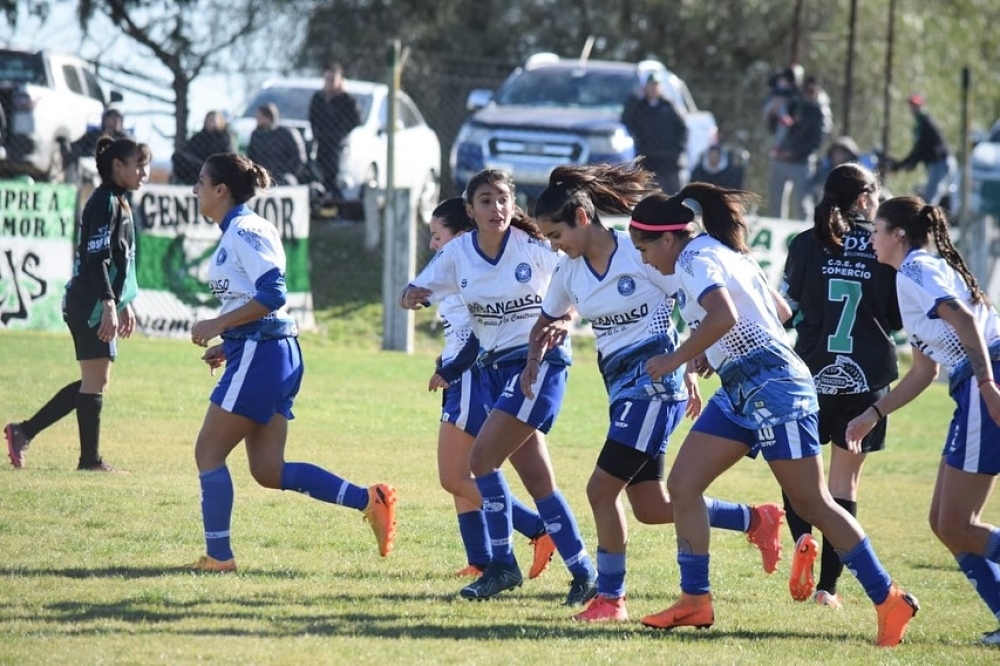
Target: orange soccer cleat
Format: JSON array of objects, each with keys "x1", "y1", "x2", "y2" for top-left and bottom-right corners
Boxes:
[
  {"x1": 187, "y1": 554, "x2": 237, "y2": 573},
  {"x1": 572, "y1": 595, "x2": 628, "y2": 623},
  {"x1": 789, "y1": 533, "x2": 818, "y2": 601},
  {"x1": 641, "y1": 592, "x2": 714, "y2": 630},
  {"x1": 875, "y1": 584, "x2": 919, "y2": 648},
  {"x1": 747, "y1": 503, "x2": 785, "y2": 574},
  {"x1": 362, "y1": 483, "x2": 398, "y2": 557},
  {"x1": 528, "y1": 533, "x2": 556, "y2": 579}
]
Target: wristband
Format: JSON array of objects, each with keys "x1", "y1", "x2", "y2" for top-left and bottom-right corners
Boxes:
[
  {"x1": 870, "y1": 403, "x2": 884, "y2": 420},
  {"x1": 526, "y1": 358, "x2": 541, "y2": 365},
  {"x1": 979, "y1": 378, "x2": 995, "y2": 389}
]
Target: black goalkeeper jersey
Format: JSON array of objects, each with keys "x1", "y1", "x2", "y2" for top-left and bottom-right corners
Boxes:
[{"x1": 782, "y1": 218, "x2": 902, "y2": 394}]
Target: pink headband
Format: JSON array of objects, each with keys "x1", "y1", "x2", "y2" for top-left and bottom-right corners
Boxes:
[{"x1": 629, "y1": 218, "x2": 692, "y2": 232}]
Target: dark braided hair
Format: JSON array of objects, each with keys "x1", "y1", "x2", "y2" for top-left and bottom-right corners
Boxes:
[
  {"x1": 464, "y1": 168, "x2": 543, "y2": 240},
  {"x1": 203, "y1": 152, "x2": 272, "y2": 205},
  {"x1": 877, "y1": 196, "x2": 986, "y2": 305},
  {"x1": 95, "y1": 136, "x2": 151, "y2": 185},
  {"x1": 630, "y1": 182, "x2": 757, "y2": 253},
  {"x1": 533, "y1": 161, "x2": 655, "y2": 227},
  {"x1": 814, "y1": 163, "x2": 877, "y2": 254},
  {"x1": 431, "y1": 197, "x2": 474, "y2": 234}
]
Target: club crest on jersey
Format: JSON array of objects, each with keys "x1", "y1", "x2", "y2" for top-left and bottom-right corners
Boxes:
[
  {"x1": 215, "y1": 248, "x2": 228, "y2": 265},
  {"x1": 675, "y1": 289, "x2": 687, "y2": 308},
  {"x1": 515, "y1": 262, "x2": 532, "y2": 283},
  {"x1": 617, "y1": 276, "x2": 636, "y2": 295}
]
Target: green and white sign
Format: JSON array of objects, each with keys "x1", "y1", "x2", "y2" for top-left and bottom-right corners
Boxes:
[
  {"x1": 132, "y1": 183, "x2": 315, "y2": 338},
  {"x1": 0, "y1": 181, "x2": 77, "y2": 331}
]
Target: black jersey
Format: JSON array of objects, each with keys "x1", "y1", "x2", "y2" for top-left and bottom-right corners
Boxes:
[
  {"x1": 64, "y1": 183, "x2": 138, "y2": 328},
  {"x1": 782, "y1": 217, "x2": 902, "y2": 394}
]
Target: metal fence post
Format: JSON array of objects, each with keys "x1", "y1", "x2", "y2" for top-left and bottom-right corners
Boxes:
[{"x1": 381, "y1": 187, "x2": 415, "y2": 351}]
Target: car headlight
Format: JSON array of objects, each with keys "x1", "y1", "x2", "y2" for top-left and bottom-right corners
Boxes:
[{"x1": 588, "y1": 128, "x2": 634, "y2": 155}]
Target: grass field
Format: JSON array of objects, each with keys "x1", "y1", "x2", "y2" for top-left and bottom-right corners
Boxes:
[{"x1": 1, "y1": 329, "x2": 998, "y2": 665}]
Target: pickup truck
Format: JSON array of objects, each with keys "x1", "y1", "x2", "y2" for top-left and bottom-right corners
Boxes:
[
  {"x1": 0, "y1": 49, "x2": 121, "y2": 182},
  {"x1": 450, "y1": 53, "x2": 717, "y2": 201}
]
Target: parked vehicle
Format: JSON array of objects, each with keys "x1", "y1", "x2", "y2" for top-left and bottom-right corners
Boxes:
[
  {"x1": 231, "y1": 77, "x2": 441, "y2": 220},
  {"x1": 450, "y1": 52, "x2": 717, "y2": 201},
  {"x1": 0, "y1": 49, "x2": 121, "y2": 182},
  {"x1": 970, "y1": 119, "x2": 1000, "y2": 216}
]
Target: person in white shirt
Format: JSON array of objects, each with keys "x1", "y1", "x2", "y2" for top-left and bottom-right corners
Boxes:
[
  {"x1": 847, "y1": 197, "x2": 1000, "y2": 647},
  {"x1": 626, "y1": 182, "x2": 917, "y2": 648},
  {"x1": 522, "y1": 162, "x2": 785, "y2": 623},
  {"x1": 185, "y1": 152, "x2": 397, "y2": 572},
  {"x1": 400, "y1": 169, "x2": 598, "y2": 605}
]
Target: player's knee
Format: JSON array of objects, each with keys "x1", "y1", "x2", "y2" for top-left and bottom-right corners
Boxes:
[{"x1": 249, "y1": 462, "x2": 282, "y2": 489}]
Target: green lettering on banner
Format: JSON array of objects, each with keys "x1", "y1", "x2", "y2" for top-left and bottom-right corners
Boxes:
[
  {"x1": 0, "y1": 181, "x2": 76, "y2": 240},
  {"x1": 750, "y1": 227, "x2": 772, "y2": 250}
]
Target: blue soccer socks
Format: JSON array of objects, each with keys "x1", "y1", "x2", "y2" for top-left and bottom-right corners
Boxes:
[
  {"x1": 678, "y1": 552, "x2": 711, "y2": 595},
  {"x1": 458, "y1": 509, "x2": 492, "y2": 569},
  {"x1": 957, "y1": 552, "x2": 1000, "y2": 619},
  {"x1": 596, "y1": 547, "x2": 627, "y2": 599},
  {"x1": 280, "y1": 462, "x2": 368, "y2": 510},
  {"x1": 840, "y1": 536, "x2": 892, "y2": 605},
  {"x1": 200, "y1": 466, "x2": 235, "y2": 561},
  {"x1": 704, "y1": 497, "x2": 750, "y2": 532},
  {"x1": 475, "y1": 470, "x2": 516, "y2": 564},
  {"x1": 511, "y1": 495, "x2": 547, "y2": 539},
  {"x1": 536, "y1": 490, "x2": 594, "y2": 580}
]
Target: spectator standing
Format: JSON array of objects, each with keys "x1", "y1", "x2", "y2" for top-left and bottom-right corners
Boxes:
[
  {"x1": 309, "y1": 63, "x2": 361, "y2": 203},
  {"x1": 69, "y1": 108, "x2": 133, "y2": 174},
  {"x1": 171, "y1": 111, "x2": 237, "y2": 185},
  {"x1": 690, "y1": 145, "x2": 745, "y2": 190},
  {"x1": 767, "y1": 75, "x2": 832, "y2": 220},
  {"x1": 247, "y1": 103, "x2": 307, "y2": 186},
  {"x1": 890, "y1": 94, "x2": 952, "y2": 205},
  {"x1": 622, "y1": 72, "x2": 688, "y2": 194}
]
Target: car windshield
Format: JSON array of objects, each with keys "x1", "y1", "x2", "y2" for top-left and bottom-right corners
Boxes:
[
  {"x1": 0, "y1": 51, "x2": 46, "y2": 85},
  {"x1": 496, "y1": 68, "x2": 636, "y2": 110},
  {"x1": 241, "y1": 86, "x2": 374, "y2": 123}
]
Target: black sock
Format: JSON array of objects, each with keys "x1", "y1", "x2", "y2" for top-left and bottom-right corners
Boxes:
[
  {"x1": 782, "y1": 490, "x2": 813, "y2": 541},
  {"x1": 817, "y1": 497, "x2": 857, "y2": 594},
  {"x1": 76, "y1": 393, "x2": 103, "y2": 469},
  {"x1": 21, "y1": 380, "x2": 82, "y2": 440}
]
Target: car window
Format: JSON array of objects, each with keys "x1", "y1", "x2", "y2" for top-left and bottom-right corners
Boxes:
[
  {"x1": 242, "y1": 86, "x2": 375, "y2": 124},
  {"x1": 0, "y1": 51, "x2": 45, "y2": 84},
  {"x1": 496, "y1": 68, "x2": 637, "y2": 110},
  {"x1": 62, "y1": 65, "x2": 83, "y2": 95},
  {"x1": 82, "y1": 69, "x2": 105, "y2": 102}
]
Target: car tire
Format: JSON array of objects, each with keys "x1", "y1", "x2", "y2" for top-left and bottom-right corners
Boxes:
[{"x1": 46, "y1": 140, "x2": 67, "y2": 184}]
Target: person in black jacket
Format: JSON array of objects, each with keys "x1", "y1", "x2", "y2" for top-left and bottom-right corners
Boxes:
[
  {"x1": 247, "y1": 103, "x2": 307, "y2": 186},
  {"x1": 690, "y1": 144, "x2": 745, "y2": 190},
  {"x1": 780, "y1": 163, "x2": 902, "y2": 609},
  {"x1": 5, "y1": 137, "x2": 151, "y2": 472},
  {"x1": 622, "y1": 72, "x2": 688, "y2": 194},
  {"x1": 171, "y1": 110, "x2": 237, "y2": 184},
  {"x1": 890, "y1": 94, "x2": 952, "y2": 204},
  {"x1": 309, "y1": 63, "x2": 360, "y2": 202},
  {"x1": 767, "y1": 75, "x2": 832, "y2": 220}
]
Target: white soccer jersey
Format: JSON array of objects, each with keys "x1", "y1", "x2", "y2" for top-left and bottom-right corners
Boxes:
[
  {"x1": 208, "y1": 206, "x2": 297, "y2": 340},
  {"x1": 438, "y1": 294, "x2": 473, "y2": 362},
  {"x1": 897, "y1": 248, "x2": 1000, "y2": 373},
  {"x1": 412, "y1": 226, "x2": 561, "y2": 354},
  {"x1": 543, "y1": 231, "x2": 678, "y2": 357},
  {"x1": 673, "y1": 233, "x2": 817, "y2": 428}
]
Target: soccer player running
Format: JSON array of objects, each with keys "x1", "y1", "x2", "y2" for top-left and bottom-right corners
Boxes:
[
  {"x1": 847, "y1": 197, "x2": 1000, "y2": 647},
  {"x1": 522, "y1": 163, "x2": 785, "y2": 623},
  {"x1": 628, "y1": 183, "x2": 918, "y2": 647},
  {"x1": 6, "y1": 137, "x2": 150, "y2": 472},
  {"x1": 780, "y1": 163, "x2": 903, "y2": 609},
  {"x1": 424, "y1": 197, "x2": 556, "y2": 579},
  {"x1": 186, "y1": 152, "x2": 396, "y2": 572},
  {"x1": 400, "y1": 169, "x2": 598, "y2": 605}
]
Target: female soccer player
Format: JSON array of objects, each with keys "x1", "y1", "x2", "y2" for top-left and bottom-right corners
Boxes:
[
  {"x1": 186, "y1": 152, "x2": 396, "y2": 572},
  {"x1": 628, "y1": 183, "x2": 917, "y2": 647},
  {"x1": 424, "y1": 197, "x2": 555, "y2": 579},
  {"x1": 780, "y1": 163, "x2": 902, "y2": 609},
  {"x1": 6, "y1": 137, "x2": 150, "y2": 472},
  {"x1": 400, "y1": 169, "x2": 598, "y2": 605},
  {"x1": 847, "y1": 197, "x2": 1000, "y2": 646},
  {"x1": 523, "y1": 163, "x2": 784, "y2": 623}
]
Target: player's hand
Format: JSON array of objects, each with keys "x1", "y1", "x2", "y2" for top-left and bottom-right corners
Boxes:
[
  {"x1": 191, "y1": 318, "x2": 223, "y2": 347},
  {"x1": 520, "y1": 359, "x2": 540, "y2": 399},
  {"x1": 97, "y1": 300, "x2": 118, "y2": 343},
  {"x1": 683, "y1": 367, "x2": 703, "y2": 419},
  {"x1": 691, "y1": 353, "x2": 714, "y2": 378},
  {"x1": 201, "y1": 344, "x2": 226, "y2": 377},
  {"x1": 400, "y1": 286, "x2": 433, "y2": 310},
  {"x1": 980, "y1": 381, "x2": 1000, "y2": 427},
  {"x1": 536, "y1": 318, "x2": 570, "y2": 351},
  {"x1": 428, "y1": 373, "x2": 449, "y2": 392},
  {"x1": 118, "y1": 303, "x2": 136, "y2": 339},
  {"x1": 845, "y1": 408, "x2": 879, "y2": 452},
  {"x1": 645, "y1": 352, "x2": 678, "y2": 382}
]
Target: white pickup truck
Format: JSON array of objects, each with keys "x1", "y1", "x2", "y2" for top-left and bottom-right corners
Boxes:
[{"x1": 0, "y1": 49, "x2": 121, "y2": 182}]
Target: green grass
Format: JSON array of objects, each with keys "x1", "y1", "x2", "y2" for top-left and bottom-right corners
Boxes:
[{"x1": 0, "y1": 329, "x2": 997, "y2": 665}]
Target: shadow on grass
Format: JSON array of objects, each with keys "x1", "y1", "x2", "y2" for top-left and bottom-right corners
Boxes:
[{"x1": 0, "y1": 566, "x2": 301, "y2": 580}]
